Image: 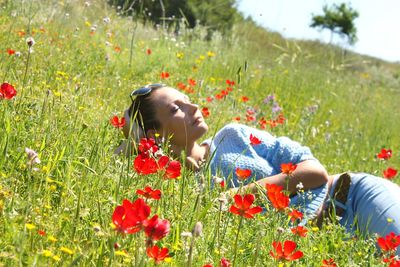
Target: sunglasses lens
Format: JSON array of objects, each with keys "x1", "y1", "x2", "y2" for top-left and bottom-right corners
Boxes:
[{"x1": 131, "y1": 87, "x2": 152, "y2": 96}]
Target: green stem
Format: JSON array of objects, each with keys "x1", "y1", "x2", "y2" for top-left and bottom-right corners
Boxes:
[
  {"x1": 22, "y1": 49, "x2": 31, "y2": 88},
  {"x1": 232, "y1": 216, "x2": 243, "y2": 267}
]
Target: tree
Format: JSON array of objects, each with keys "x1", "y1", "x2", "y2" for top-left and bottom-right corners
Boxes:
[
  {"x1": 310, "y1": 3, "x2": 359, "y2": 45},
  {"x1": 108, "y1": 0, "x2": 241, "y2": 39}
]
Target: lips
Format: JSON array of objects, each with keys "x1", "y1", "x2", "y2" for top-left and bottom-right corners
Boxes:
[{"x1": 192, "y1": 117, "x2": 203, "y2": 125}]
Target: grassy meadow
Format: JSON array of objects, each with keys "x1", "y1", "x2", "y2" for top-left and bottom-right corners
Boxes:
[{"x1": 1, "y1": 0, "x2": 400, "y2": 266}]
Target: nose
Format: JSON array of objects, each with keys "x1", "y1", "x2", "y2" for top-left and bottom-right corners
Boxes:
[{"x1": 188, "y1": 103, "x2": 199, "y2": 114}]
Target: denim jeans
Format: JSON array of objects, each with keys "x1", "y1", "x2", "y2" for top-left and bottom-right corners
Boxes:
[{"x1": 330, "y1": 172, "x2": 400, "y2": 255}]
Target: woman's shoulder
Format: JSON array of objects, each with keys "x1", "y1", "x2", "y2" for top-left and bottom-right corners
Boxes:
[
  {"x1": 203, "y1": 123, "x2": 250, "y2": 150},
  {"x1": 216, "y1": 123, "x2": 253, "y2": 136}
]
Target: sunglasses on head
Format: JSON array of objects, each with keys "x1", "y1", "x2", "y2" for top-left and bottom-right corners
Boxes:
[{"x1": 129, "y1": 83, "x2": 165, "y2": 102}]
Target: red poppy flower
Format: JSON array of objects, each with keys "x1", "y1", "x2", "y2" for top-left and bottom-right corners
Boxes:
[
  {"x1": 321, "y1": 258, "x2": 337, "y2": 267},
  {"x1": 383, "y1": 167, "x2": 398, "y2": 179},
  {"x1": 161, "y1": 71, "x2": 170, "y2": 79},
  {"x1": 221, "y1": 90, "x2": 228, "y2": 96},
  {"x1": 114, "y1": 46, "x2": 121, "y2": 53},
  {"x1": 112, "y1": 198, "x2": 151, "y2": 234},
  {"x1": 17, "y1": 30, "x2": 26, "y2": 37},
  {"x1": 146, "y1": 245, "x2": 169, "y2": 264},
  {"x1": 288, "y1": 209, "x2": 303, "y2": 222},
  {"x1": 220, "y1": 258, "x2": 231, "y2": 267},
  {"x1": 202, "y1": 107, "x2": 210, "y2": 118},
  {"x1": 276, "y1": 113, "x2": 286, "y2": 124},
  {"x1": 177, "y1": 82, "x2": 186, "y2": 90},
  {"x1": 206, "y1": 96, "x2": 213, "y2": 102},
  {"x1": 269, "y1": 240, "x2": 304, "y2": 261},
  {"x1": 246, "y1": 109, "x2": 255, "y2": 115},
  {"x1": 235, "y1": 168, "x2": 252, "y2": 180},
  {"x1": 38, "y1": 230, "x2": 46, "y2": 236},
  {"x1": 110, "y1": 116, "x2": 126, "y2": 129},
  {"x1": 164, "y1": 160, "x2": 181, "y2": 179},
  {"x1": 138, "y1": 138, "x2": 159, "y2": 157},
  {"x1": 136, "y1": 186, "x2": 161, "y2": 200},
  {"x1": 280, "y1": 162, "x2": 297, "y2": 176},
  {"x1": 383, "y1": 256, "x2": 400, "y2": 267},
  {"x1": 134, "y1": 154, "x2": 158, "y2": 175},
  {"x1": 226, "y1": 79, "x2": 235, "y2": 86},
  {"x1": 241, "y1": 96, "x2": 249, "y2": 102},
  {"x1": 246, "y1": 115, "x2": 255, "y2": 122},
  {"x1": 188, "y1": 79, "x2": 196, "y2": 86},
  {"x1": 249, "y1": 134, "x2": 261, "y2": 145},
  {"x1": 0, "y1": 82, "x2": 17, "y2": 100},
  {"x1": 7, "y1": 49, "x2": 15, "y2": 55},
  {"x1": 266, "y1": 184, "x2": 289, "y2": 211},
  {"x1": 377, "y1": 148, "x2": 392, "y2": 160},
  {"x1": 144, "y1": 215, "x2": 170, "y2": 241},
  {"x1": 226, "y1": 87, "x2": 233, "y2": 92},
  {"x1": 377, "y1": 232, "x2": 400, "y2": 252},
  {"x1": 266, "y1": 183, "x2": 284, "y2": 195},
  {"x1": 215, "y1": 93, "x2": 223, "y2": 100},
  {"x1": 156, "y1": 155, "x2": 181, "y2": 178},
  {"x1": 202, "y1": 264, "x2": 213, "y2": 267},
  {"x1": 146, "y1": 48, "x2": 152, "y2": 55},
  {"x1": 229, "y1": 194, "x2": 263, "y2": 219},
  {"x1": 291, "y1": 226, "x2": 308, "y2": 237},
  {"x1": 234, "y1": 116, "x2": 241, "y2": 121}
]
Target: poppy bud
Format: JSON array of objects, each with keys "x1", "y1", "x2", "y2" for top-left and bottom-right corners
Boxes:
[
  {"x1": 26, "y1": 37, "x2": 35, "y2": 47},
  {"x1": 192, "y1": 221, "x2": 203, "y2": 237}
]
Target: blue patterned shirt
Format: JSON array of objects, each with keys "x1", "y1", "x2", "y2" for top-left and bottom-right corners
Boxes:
[{"x1": 202, "y1": 123, "x2": 328, "y2": 222}]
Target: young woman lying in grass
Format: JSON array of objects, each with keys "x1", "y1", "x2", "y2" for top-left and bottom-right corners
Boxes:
[{"x1": 115, "y1": 84, "x2": 400, "y2": 256}]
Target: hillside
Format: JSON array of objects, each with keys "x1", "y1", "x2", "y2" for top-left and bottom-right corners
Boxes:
[{"x1": 1, "y1": 0, "x2": 399, "y2": 266}]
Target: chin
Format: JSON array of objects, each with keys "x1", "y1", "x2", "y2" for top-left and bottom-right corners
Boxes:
[{"x1": 193, "y1": 122, "x2": 208, "y2": 139}]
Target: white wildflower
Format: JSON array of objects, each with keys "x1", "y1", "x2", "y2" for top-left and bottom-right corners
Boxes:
[
  {"x1": 212, "y1": 175, "x2": 223, "y2": 184},
  {"x1": 181, "y1": 231, "x2": 192, "y2": 238},
  {"x1": 25, "y1": 147, "x2": 40, "y2": 166},
  {"x1": 103, "y1": 17, "x2": 111, "y2": 24},
  {"x1": 296, "y1": 182, "x2": 304, "y2": 190}
]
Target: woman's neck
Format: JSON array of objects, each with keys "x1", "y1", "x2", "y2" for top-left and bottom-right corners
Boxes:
[{"x1": 171, "y1": 142, "x2": 209, "y2": 170}]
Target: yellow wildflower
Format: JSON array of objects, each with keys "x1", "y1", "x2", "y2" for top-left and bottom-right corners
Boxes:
[
  {"x1": 176, "y1": 52, "x2": 184, "y2": 59},
  {"x1": 48, "y1": 236, "x2": 58, "y2": 242},
  {"x1": 164, "y1": 257, "x2": 172, "y2": 263},
  {"x1": 52, "y1": 255, "x2": 61, "y2": 262},
  {"x1": 387, "y1": 218, "x2": 394, "y2": 223},
  {"x1": 60, "y1": 247, "x2": 74, "y2": 255},
  {"x1": 42, "y1": 250, "x2": 53, "y2": 257},
  {"x1": 115, "y1": 250, "x2": 128, "y2": 257},
  {"x1": 25, "y1": 223, "x2": 36, "y2": 230},
  {"x1": 49, "y1": 185, "x2": 57, "y2": 191},
  {"x1": 207, "y1": 51, "x2": 215, "y2": 57}
]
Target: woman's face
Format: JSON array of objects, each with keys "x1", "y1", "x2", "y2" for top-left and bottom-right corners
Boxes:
[{"x1": 150, "y1": 87, "x2": 208, "y2": 148}]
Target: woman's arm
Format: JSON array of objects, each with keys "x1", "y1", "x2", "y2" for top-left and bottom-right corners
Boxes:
[{"x1": 246, "y1": 159, "x2": 329, "y2": 196}]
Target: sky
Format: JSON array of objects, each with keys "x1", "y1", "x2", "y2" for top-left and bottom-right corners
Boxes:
[{"x1": 237, "y1": 0, "x2": 400, "y2": 63}]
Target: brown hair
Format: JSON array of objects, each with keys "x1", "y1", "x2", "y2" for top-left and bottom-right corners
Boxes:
[{"x1": 124, "y1": 86, "x2": 163, "y2": 139}]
